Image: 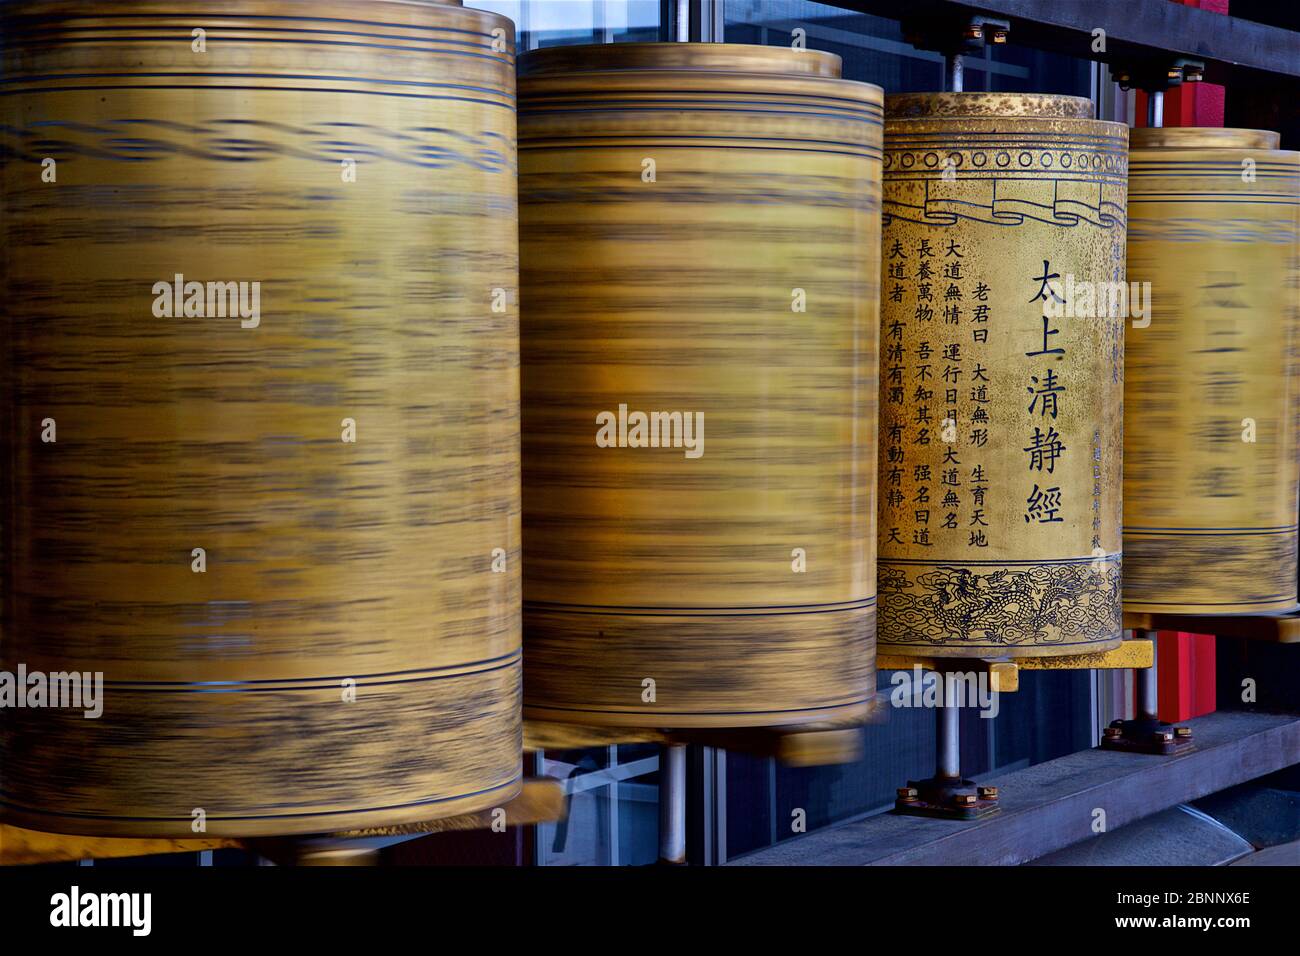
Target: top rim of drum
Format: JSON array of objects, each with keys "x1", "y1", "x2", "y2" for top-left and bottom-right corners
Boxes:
[
  {"x1": 886, "y1": 92, "x2": 1095, "y2": 120},
  {"x1": 1130, "y1": 126, "x2": 1281, "y2": 150},
  {"x1": 518, "y1": 42, "x2": 842, "y2": 79}
]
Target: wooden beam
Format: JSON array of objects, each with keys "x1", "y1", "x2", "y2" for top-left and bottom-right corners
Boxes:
[
  {"x1": 838, "y1": 0, "x2": 1300, "y2": 83},
  {"x1": 1231, "y1": 838, "x2": 1300, "y2": 866},
  {"x1": 730, "y1": 710, "x2": 1300, "y2": 866}
]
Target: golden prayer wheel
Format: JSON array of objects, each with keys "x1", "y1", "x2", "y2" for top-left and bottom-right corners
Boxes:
[
  {"x1": 1123, "y1": 127, "x2": 1300, "y2": 614},
  {"x1": 0, "y1": 0, "x2": 522, "y2": 836},
  {"x1": 877, "y1": 93, "x2": 1127, "y2": 658},
  {"x1": 518, "y1": 43, "x2": 881, "y2": 727}
]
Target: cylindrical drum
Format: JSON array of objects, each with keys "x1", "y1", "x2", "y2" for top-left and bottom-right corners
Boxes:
[
  {"x1": 518, "y1": 43, "x2": 881, "y2": 727},
  {"x1": 0, "y1": 0, "x2": 521, "y2": 836},
  {"x1": 1124, "y1": 127, "x2": 1300, "y2": 614},
  {"x1": 877, "y1": 93, "x2": 1127, "y2": 658}
]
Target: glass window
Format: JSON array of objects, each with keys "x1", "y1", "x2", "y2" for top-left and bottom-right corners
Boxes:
[
  {"x1": 724, "y1": 0, "x2": 1092, "y2": 96},
  {"x1": 477, "y1": 0, "x2": 661, "y2": 51},
  {"x1": 532, "y1": 744, "x2": 661, "y2": 865}
]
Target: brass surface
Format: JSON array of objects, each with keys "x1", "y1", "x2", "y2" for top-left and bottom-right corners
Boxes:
[
  {"x1": 877, "y1": 93, "x2": 1128, "y2": 658},
  {"x1": 1016, "y1": 637, "x2": 1153, "y2": 670},
  {"x1": 0, "y1": 0, "x2": 522, "y2": 836},
  {"x1": 518, "y1": 43, "x2": 882, "y2": 727},
  {"x1": 1124, "y1": 126, "x2": 1300, "y2": 613},
  {"x1": 0, "y1": 824, "x2": 241, "y2": 866},
  {"x1": 875, "y1": 656, "x2": 1020, "y2": 692}
]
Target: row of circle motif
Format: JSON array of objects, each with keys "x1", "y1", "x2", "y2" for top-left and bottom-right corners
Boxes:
[{"x1": 884, "y1": 150, "x2": 1127, "y2": 173}]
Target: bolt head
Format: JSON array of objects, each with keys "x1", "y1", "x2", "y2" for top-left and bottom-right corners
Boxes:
[
  {"x1": 897, "y1": 787, "x2": 918, "y2": 800},
  {"x1": 1175, "y1": 727, "x2": 1192, "y2": 738},
  {"x1": 977, "y1": 786, "x2": 999, "y2": 801}
]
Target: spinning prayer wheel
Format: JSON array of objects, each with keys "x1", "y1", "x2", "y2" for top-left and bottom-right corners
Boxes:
[
  {"x1": 1123, "y1": 127, "x2": 1300, "y2": 613},
  {"x1": 0, "y1": 0, "x2": 522, "y2": 836},
  {"x1": 877, "y1": 93, "x2": 1127, "y2": 658},
  {"x1": 518, "y1": 43, "x2": 881, "y2": 727}
]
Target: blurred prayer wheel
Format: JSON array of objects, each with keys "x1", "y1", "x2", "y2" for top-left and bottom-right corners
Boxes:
[
  {"x1": 518, "y1": 43, "x2": 881, "y2": 727},
  {"x1": 877, "y1": 93, "x2": 1127, "y2": 658},
  {"x1": 1124, "y1": 127, "x2": 1300, "y2": 613},
  {"x1": 0, "y1": 0, "x2": 522, "y2": 836}
]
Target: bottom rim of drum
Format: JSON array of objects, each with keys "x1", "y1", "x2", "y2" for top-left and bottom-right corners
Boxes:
[
  {"x1": 523, "y1": 697, "x2": 874, "y2": 730},
  {"x1": 1124, "y1": 600, "x2": 1300, "y2": 617},
  {"x1": 0, "y1": 774, "x2": 524, "y2": 840},
  {"x1": 523, "y1": 601, "x2": 875, "y2": 730},
  {"x1": 875, "y1": 634, "x2": 1124, "y2": 659}
]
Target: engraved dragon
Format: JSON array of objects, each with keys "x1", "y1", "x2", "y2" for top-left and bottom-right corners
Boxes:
[{"x1": 879, "y1": 561, "x2": 1122, "y2": 646}]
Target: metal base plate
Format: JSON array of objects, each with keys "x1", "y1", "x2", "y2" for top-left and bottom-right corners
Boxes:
[
  {"x1": 1100, "y1": 718, "x2": 1194, "y2": 756},
  {"x1": 894, "y1": 776, "x2": 1001, "y2": 821}
]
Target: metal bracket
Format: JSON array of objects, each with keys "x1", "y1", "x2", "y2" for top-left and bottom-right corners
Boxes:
[
  {"x1": 901, "y1": 13, "x2": 1010, "y2": 92},
  {"x1": 1101, "y1": 718, "x2": 1195, "y2": 756},
  {"x1": 1099, "y1": 630, "x2": 1194, "y2": 755},
  {"x1": 891, "y1": 671, "x2": 1002, "y2": 821},
  {"x1": 1110, "y1": 56, "x2": 1205, "y2": 92},
  {"x1": 896, "y1": 778, "x2": 1001, "y2": 820},
  {"x1": 902, "y1": 14, "x2": 1010, "y2": 56}
]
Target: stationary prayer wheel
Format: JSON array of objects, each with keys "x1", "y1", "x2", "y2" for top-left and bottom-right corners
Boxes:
[
  {"x1": 1124, "y1": 127, "x2": 1300, "y2": 613},
  {"x1": 518, "y1": 43, "x2": 881, "y2": 727},
  {"x1": 877, "y1": 93, "x2": 1127, "y2": 658},
  {"x1": 0, "y1": 0, "x2": 522, "y2": 836}
]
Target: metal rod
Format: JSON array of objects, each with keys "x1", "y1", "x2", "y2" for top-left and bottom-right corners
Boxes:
[
  {"x1": 701, "y1": 0, "x2": 724, "y2": 42},
  {"x1": 1136, "y1": 629, "x2": 1160, "y2": 722},
  {"x1": 936, "y1": 684, "x2": 961, "y2": 780},
  {"x1": 1147, "y1": 89, "x2": 1164, "y2": 128},
  {"x1": 946, "y1": 54, "x2": 964, "y2": 92},
  {"x1": 658, "y1": 743, "x2": 687, "y2": 864},
  {"x1": 674, "y1": 0, "x2": 689, "y2": 43}
]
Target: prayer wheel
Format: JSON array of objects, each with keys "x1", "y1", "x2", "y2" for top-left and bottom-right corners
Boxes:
[
  {"x1": 1124, "y1": 127, "x2": 1300, "y2": 613},
  {"x1": 518, "y1": 43, "x2": 881, "y2": 727},
  {"x1": 877, "y1": 93, "x2": 1127, "y2": 658},
  {"x1": 0, "y1": 0, "x2": 522, "y2": 836}
]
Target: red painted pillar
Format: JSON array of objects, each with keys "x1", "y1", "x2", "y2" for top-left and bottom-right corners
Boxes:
[
  {"x1": 1164, "y1": 0, "x2": 1228, "y2": 128},
  {"x1": 1156, "y1": 631, "x2": 1216, "y2": 722}
]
